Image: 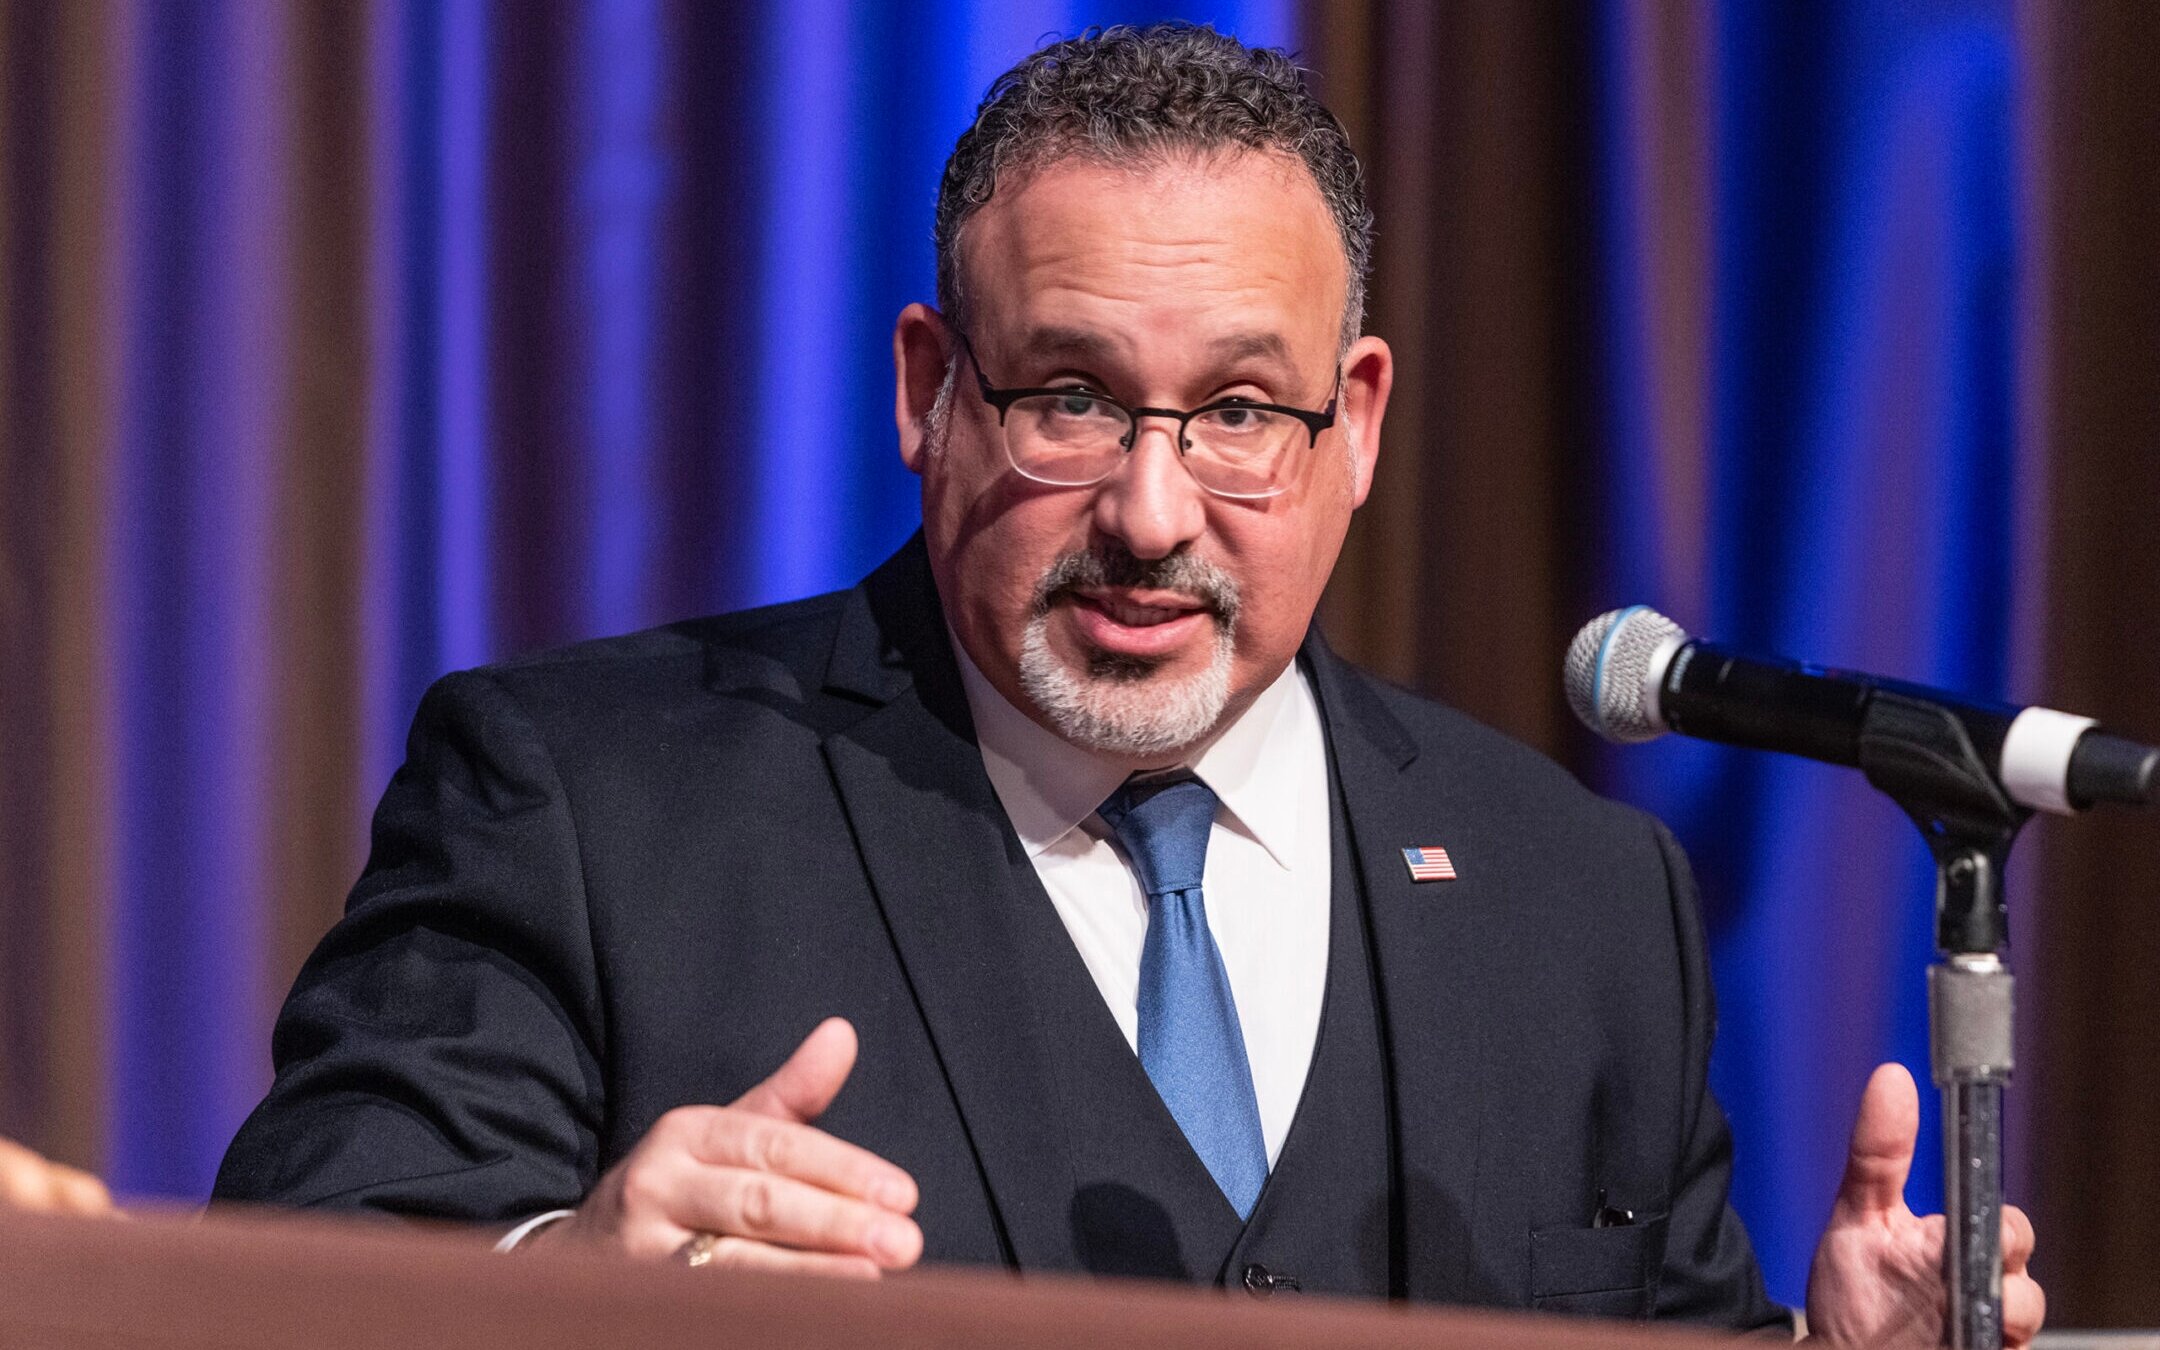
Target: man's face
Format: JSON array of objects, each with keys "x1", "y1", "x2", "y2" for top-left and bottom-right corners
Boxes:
[{"x1": 894, "y1": 150, "x2": 1392, "y2": 766}]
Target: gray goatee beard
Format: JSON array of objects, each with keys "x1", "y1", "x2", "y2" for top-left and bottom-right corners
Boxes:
[{"x1": 1016, "y1": 547, "x2": 1240, "y2": 760}]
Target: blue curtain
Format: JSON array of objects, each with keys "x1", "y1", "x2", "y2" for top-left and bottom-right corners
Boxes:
[
  {"x1": 1591, "y1": 0, "x2": 2023, "y2": 1304},
  {"x1": 91, "y1": 0, "x2": 1294, "y2": 1202},
  {"x1": 48, "y1": 7, "x2": 2029, "y2": 1311}
]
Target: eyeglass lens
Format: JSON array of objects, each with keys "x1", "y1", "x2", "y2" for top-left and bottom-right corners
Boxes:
[{"x1": 1003, "y1": 392, "x2": 1293, "y2": 497}]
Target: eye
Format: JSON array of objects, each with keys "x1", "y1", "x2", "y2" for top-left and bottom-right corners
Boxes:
[
  {"x1": 1042, "y1": 389, "x2": 1118, "y2": 420},
  {"x1": 1198, "y1": 401, "x2": 1283, "y2": 437}
]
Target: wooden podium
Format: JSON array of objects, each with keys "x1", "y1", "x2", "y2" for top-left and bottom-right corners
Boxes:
[{"x1": 0, "y1": 1207, "x2": 1747, "y2": 1348}]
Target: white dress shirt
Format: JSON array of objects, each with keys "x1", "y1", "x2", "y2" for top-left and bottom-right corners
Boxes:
[
  {"x1": 499, "y1": 645, "x2": 1335, "y2": 1250},
  {"x1": 954, "y1": 645, "x2": 1332, "y2": 1166}
]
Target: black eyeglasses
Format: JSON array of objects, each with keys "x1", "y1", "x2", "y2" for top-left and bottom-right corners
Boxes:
[{"x1": 956, "y1": 334, "x2": 1338, "y2": 500}]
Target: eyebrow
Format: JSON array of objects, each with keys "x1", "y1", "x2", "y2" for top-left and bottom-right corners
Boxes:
[
  {"x1": 1014, "y1": 326, "x2": 1124, "y2": 365},
  {"x1": 1204, "y1": 331, "x2": 1292, "y2": 366},
  {"x1": 1012, "y1": 327, "x2": 1294, "y2": 371}
]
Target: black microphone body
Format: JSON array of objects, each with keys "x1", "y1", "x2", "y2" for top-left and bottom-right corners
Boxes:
[
  {"x1": 1661, "y1": 642, "x2": 2019, "y2": 775},
  {"x1": 1566, "y1": 607, "x2": 2159, "y2": 814}
]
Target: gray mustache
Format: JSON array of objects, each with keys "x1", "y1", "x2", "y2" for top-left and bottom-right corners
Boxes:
[{"x1": 1033, "y1": 548, "x2": 1241, "y2": 629}]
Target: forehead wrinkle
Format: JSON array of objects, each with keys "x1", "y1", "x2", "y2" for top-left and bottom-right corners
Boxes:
[
  {"x1": 1008, "y1": 235, "x2": 1326, "y2": 340},
  {"x1": 1008, "y1": 322, "x2": 1289, "y2": 359},
  {"x1": 963, "y1": 154, "x2": 1344, "y2": 379},
  {"x1": 991, "y1": 170, "x2": 1329, "y2": 291},
  {"x1": 1008, "y1": 321, "x2": 1303, "y2": 395},
  {"x1": 1015, "y1": 325, "x2": 1127, "y2": 363}
]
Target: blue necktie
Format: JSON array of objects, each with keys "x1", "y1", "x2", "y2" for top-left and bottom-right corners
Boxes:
[{"x1": 1098, "y1": 774, "x2": 1268, "y2": 1219}]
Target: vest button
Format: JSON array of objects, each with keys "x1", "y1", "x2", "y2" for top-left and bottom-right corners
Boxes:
[{"x1": 1241, "y1": 1263, "x2": 1298, "y2": 1296}]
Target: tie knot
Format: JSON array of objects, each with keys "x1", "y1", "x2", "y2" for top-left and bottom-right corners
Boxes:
[{"x1": 1098, "y1": 774, "x2": 1218, "y2": 897}]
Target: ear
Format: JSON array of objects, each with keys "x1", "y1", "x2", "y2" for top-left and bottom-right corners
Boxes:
[
  {"x1": 1337, "y1": 334, "x2": 1393, "y2": 509},
  {"x1": 893, "y1": 303, "x2": 951, "y2": 476}
]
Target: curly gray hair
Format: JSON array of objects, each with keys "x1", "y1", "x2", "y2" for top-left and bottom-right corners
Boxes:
[{"x1": 934, "y1": 23, "x2": 1373, "y2": 353}]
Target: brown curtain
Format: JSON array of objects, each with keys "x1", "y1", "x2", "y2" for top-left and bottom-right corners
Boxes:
[
  {"x1": 1311, "y1": 3, "x2": 1596, "y2": 756},
  {"x1": 1310, "y1": 0, "x2": 1710, "y2": 756},
  {"x1": 1, "y1": 0, "x2": 2156, "y2": 1324},
  {"x1": 1307, "y1": 0, "x2": 2160, "y2": 1325},
  {"x1": 0, "y1": 0, "x2": 377, "y2": 1182},
  {"x1": 2024, "y1": 0, "x2": 2160, "y2": 1324},
  {"x1": 1, "y1": 0, "x2": 124, "y2": 1179}
]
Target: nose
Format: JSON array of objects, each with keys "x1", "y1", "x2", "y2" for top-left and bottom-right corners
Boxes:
[{"x1": 1090, "y1": 419, "x2": 1209, "y2": 560}]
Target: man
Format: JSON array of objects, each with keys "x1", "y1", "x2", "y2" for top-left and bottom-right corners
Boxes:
[{"x1": 216, "y1": 25, "x2": 2042, "y2": 1342}]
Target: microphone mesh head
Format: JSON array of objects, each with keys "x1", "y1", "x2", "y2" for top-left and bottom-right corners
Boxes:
[{"x1": 1564, "y1": 606, "x2": 1686, "y2": 743}]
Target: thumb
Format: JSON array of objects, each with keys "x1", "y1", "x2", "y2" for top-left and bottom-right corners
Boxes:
[
  {"x1": 731, "y1": 1017, "x2": 859, "y2": 1124},
  {"x1": 1834, "y1": 1062, "x2": 1921, "y2": 1221}
]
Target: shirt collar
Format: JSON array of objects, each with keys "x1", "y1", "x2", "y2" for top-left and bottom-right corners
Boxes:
[{"x1": 950, "y1": 632, "x2": 1312, "y2": 869}]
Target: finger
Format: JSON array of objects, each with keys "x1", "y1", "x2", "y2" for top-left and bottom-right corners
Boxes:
[
  {"x1": 2003, "y1": 1204, "x2": 2035, "y2": 1273},
  {"x1": 2002, "y1": 1271, "x2": 2046, "y2": 1346},
  {"x1": 50, "y1": 1166, "x2": 114, "y2": 1216},
  {"x1": 684, "y1": 1113, "x2": 916, "y2": 1214},
  {"x1": 1833, "y1": 1062, "x2": 1920, "y2": 1221},
  {"x1": 0, "y1": 1141, "x2": 59, "y2": 1213},
  {"x1": 683, "y1": 1235, "x2": 883, "y2": 1281},
  {"x1": 732, "y1": 1018, "x2": 858, "y2": 1125},
  {"x1": 0, "y1": 1141, "x2": 113, "y2": 1218},
  {"x1": 0, "y1": 1168, "x2": 55, "y2": 1212},
  {"x1": 672, "y1": 1166, "x2": 923, "y2": 1270}
]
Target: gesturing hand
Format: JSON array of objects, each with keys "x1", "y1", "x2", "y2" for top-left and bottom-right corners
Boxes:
[
  {"x1": 536, "y1": 1017, "x2": 922, "y2": 1278},
  {"x1": 0, "y1": 1136, "x2": 115, "y2": 1216},
  {"x1": 1805, "y1": 1063, "x2": 2043, "y2": 1347}
]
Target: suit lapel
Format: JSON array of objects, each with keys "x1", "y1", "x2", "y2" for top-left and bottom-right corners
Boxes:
[
  {"x1": 1302, "y1": 634, "x2": 1492, "y2": 1305},
  {"x1": 812, "y1": 548, "x2": 1502, "y2": 1288},
  {"x1": 815, "y1": 541, "x2": 1078, "y2": 1272}
]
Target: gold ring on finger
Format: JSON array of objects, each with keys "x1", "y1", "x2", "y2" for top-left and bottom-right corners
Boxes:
[{"x1": 676, "y1": 1232, "x2": 721, "y2": 1268}]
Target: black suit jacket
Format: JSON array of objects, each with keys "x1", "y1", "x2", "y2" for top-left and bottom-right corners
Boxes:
[{"x1": 215, "y1": 539, "x2": 1784, "y2": 1329}]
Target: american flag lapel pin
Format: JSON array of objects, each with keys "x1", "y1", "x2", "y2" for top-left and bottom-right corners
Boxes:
[{"x1": 1402, "y1": 845, "x2": 1458, "y2": 883}]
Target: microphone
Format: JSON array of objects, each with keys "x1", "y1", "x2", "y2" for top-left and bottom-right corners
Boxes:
[{"x1": 1565, "y1": 605, "x2": 2159, "y2": 816}]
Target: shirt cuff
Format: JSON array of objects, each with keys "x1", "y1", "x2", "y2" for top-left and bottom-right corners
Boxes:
[{"x1": 494, "y1": 1209, "x2": 577, "y2": 1253}]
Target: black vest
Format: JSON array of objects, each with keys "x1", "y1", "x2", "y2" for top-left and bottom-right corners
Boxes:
[{"x1": 1004, "y1": 770, "x2": 1396, "y2": 1297}]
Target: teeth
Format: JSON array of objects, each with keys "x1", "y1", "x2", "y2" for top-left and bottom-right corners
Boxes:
[{"x1": 1100, "y1": 597, "x2": 1190, "y2": 627}]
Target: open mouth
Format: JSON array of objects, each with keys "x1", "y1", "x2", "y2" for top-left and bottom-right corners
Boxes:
[{"x1": 1062, "y1": 587, "x2": 1217, "y2": 658}]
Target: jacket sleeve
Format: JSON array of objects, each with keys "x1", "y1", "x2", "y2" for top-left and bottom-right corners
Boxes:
[
  {"x1": 212, "y1": 670, "x2": 606, "y2": 1222},
  {"x1": 1650, "y1": 818, "x2": 1796, "y2": 1334}
]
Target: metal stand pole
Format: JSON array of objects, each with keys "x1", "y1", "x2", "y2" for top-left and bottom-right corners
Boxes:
[
  {"x1": 1931, "y1": 947, "x2": 2012, "y2": 1350},
  {"x1": 1859, "y1": 696, "x2": 2026, "y2": 1350}
]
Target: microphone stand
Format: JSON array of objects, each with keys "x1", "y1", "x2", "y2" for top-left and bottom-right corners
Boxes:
[{"x1": 1858, "y1": 692, "x2": 2028, "y2": 1350}]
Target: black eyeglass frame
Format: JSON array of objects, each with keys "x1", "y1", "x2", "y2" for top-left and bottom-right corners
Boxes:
[{"x1": 954, "y1": 333, "x2": 1340, "y2": 497}]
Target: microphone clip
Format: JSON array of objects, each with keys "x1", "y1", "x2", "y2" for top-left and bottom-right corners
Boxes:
[{"x1": 1858, "y1": 690, "x2": 2029, "y2": 956}]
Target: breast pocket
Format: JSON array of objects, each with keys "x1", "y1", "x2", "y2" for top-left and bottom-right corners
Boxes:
[{"x1": 1529, "y1": 1213, "x2": 1670, "y2": 1319}]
